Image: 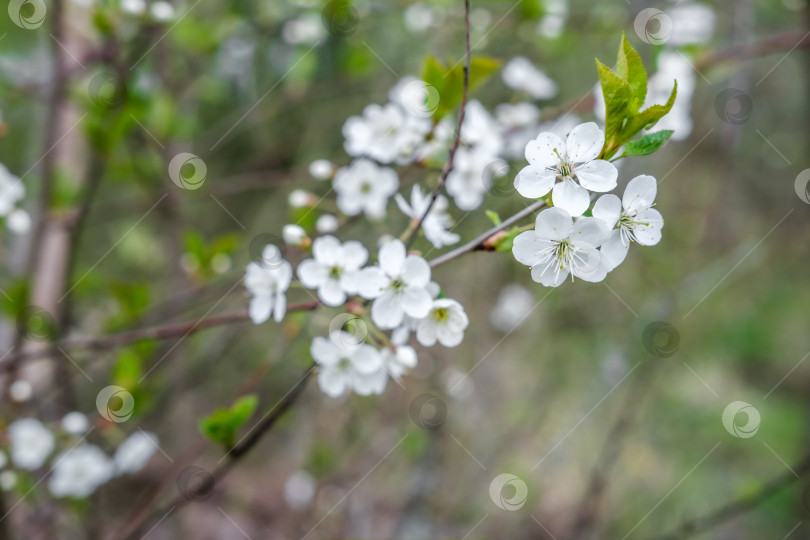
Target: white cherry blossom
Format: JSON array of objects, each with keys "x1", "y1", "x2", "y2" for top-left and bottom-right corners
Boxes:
[
  {"x1": 48, "y1": 445, "x2": 114, "y2": 498},
  {"x1": 592, "y1": 175, "x2": 664, "y2": 271},
  {"x1": 297, "y1": 235, "x2": 368, "y2": 307},
  {"x1": 333, "y1": 159, "x2": 399, "y2": 219},
  {"x1": 8, "y1": 418, "x2": 54, "y2": 470},
  {"x1": 244, "y1": 245, "x2": 292, "y2": 324},
  {"x1": 342, "y1": 103, "x2": 430, "y2": 164},
  {"x1": 114, "y1": 431, "x2": 159, "y2": 475},
  {"x1": 496, "y1": 102, "x2": 541, "y2": 160},
  {"x1": 416, "y1": 298, "x2": 469, "y2": 347},
  {"x1": 446, "y1": 147, "x2": 494, "y2": 211},
  {"x1": 315, "y1": 214, "x2": 339, "y2": 234},
  {"x1": 395, "y1": 185, "x2": 460, "y2": 249},
  {"x1": 0, "y1": 164, "x2": 26, "y2": 232},
  {"x1": 358, "y1": 240, "x2": 433, "y2": 329},
  {"x1": 512, "y1": 207, "x2": 609, "y2": 286},
  {"x1": 515, "y1": 122, "x2": 617, "y2": 216},
  {"x1": 311, "y1": 332, "x2": 387, "y2": 397},
  {"x1": 502, "y1": 57, "x2": 558, "y2": 100},
  {"x1": 61, "y1": 412, "x2": 89, "y2": 435},
  {"x1": 380, "y1": 344, "x2": 418, "y2": 379}
]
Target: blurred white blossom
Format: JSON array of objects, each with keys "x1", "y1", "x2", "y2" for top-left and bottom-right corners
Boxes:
[
  {"x1": 244, "y1": 245, "x2": 292, "y2": 323},
  {"x1": 395, "y1": 185, "x2": 460, "y2": 249},
  {"x1": 298, "y1": 235, "x2": 367, "y2": 306},
  {"x1": 311, "y1": 333, "x2": 387, "y2": 397},
  {"x1": 114, "y1": 431, "x2": 159, "y2": 475},
  {"x1": 333, "y1": 159, "x2": 399, "y2": 219},
  {"x1": 502, "y1": 57, "x2": 558, "y2": 100},
  {"x1": 416, "y1": 299, "x2": 469, "y2": 347},
  {"x1": 8, "y1": 418, "x2": 54, "y2": 470},
  {"x1": 49, "y1": 445, "x2": 114, "y2": 498}
]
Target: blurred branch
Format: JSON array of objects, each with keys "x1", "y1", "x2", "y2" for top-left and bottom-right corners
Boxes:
[
  {"x1": 115, "y1": 363, "x2": 315, "y2": 540},
  {"x1": 649, "y1": 451, "x2": 810, "y2": 540},
  {"x1": 404, "y1": 0, "x2": 471, "y2": 249},
  {"x1": 1, "y1": 300, "x2": 320, "y2": 370}
]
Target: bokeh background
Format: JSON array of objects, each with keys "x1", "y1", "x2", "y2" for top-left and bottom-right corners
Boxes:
[{"x1": 1, "y1": 0, "x2": 809, "y2": 539}]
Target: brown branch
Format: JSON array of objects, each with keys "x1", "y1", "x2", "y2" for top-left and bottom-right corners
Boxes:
[
  {"x1": 0, "y1": 301, "x2": 320, "y2": 371},
  {"x1": 114, "y1": 364, "x2": 315, "y2": 540},
  {"x1": 404, "y1": 0, "x2": 471, "y2": 249}
]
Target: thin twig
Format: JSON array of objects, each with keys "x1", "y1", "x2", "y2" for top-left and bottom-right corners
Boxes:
[{"x1": 404, "y1": 0, "x2": 472, "y2": 249}]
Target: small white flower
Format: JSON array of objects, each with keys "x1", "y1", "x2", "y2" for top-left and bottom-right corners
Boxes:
[
  {"x1": 445, "y1": 147, "x2": 494, "y2": 211},
  {"x1": 342, "y1": 103, "x2": 431, "y2": 164},
  {"x1": 489, "y1": 284, "x2": 535, "y2": 333},
  {"x1": 512, "y1": 207, "x2": 609, "y2": 286},
  {"x1": 416, "y1": 299, "x2": 469, "y2": 347},
  {"x1": 380, "y1": 344, "x2": 417, "y2": 378},
  {"x1": 645, "y1": 52, "x2": 695, "y2": 141},
  {"x1": 297, "y1": 235, "x2": 367, "y2": 306},
  {"x1": 497, "y1": 102, "x2": 541, "y2": 160},
  {"x1": 149, "y1": 0, "x2": 174, "y2": 21},
  {"x1": 395, "y1": 185, "x2": 460, "y2": 249},
  {"x1": 61, "y1": 412, "x2": 89, "y2": 435},
  {"x1": 460, "y1": 100, "x2": 503, "y2": 156},
  {"x1": 49, "y1": 445, "x2": 114, "y2": 498},
  {"x1": 515, "y1": 122, "x2": 617, "y2": 216},
  {"x1": 404, "y1": 3, "x2": 436, "y2": 32},
  {"x1": 8, "y1": 418, "x2": 54, "y2": 470},
  {"x1": 284, "y1": 471, "x2": 316, "y2": 509},
  {"x1": 282, "y1": 224, "x2": 308, "y2": 246},
  {"x1": 358, "y1": 240, "x2": 433, "y2": 329},
  {"x1": 502, "y1": 57, "x2": 558, "y2": 100},
  {"x1": 288, "y1": 189, "x2": 313, "y2": 208},
  {"x1": 244, "y1": 245, "x2": 292, "y2": 323},
  {"x1": 282, "y1": 13, "x2": 326, "y2": 45},
  {"x1": 309, "y1": 159, "x2": 334, "y2": 180},
  {"x1": 315, "y1": 214, "x2": 339, "y2": 234},
  {"x1": 668, "y1": 2, "x2": 716, "y2": 46},
  {"x1": 311, "y1": 333, "x2": 387, "y2": 397},
  {"x1": 121, "y1": 0, "x2": 145, "y2": 14},
  {"x1": 592, "y1": 175, "x2": 664, "y2": 271},
  {"x1": 6, "y1": 209, "x2": 30, "y2": 234},
  {"x1": 8, "y1": 380, "x2": 33, "y2": 402},
  {"x1": 0, "y1": 164, "x2": 24, "y2": 218},
  {"x1": 333, "y1": 159, "x2": 399, "y2": 219},
  {"x1": 114, "y1": 431, "x2": 159, "y2": 475}
]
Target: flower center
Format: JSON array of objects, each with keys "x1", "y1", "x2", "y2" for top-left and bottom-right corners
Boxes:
[
  {"x1": 433, "y1": 307, "x2": 449, "y2": 322},
  {"x1": 390, "y1": 278, "x2": 406, "y2": 291},
  {"x1": 338, "y1": 357, "x2": 352, "y2": 370},
  {"x1": 329, "y1": 266, "x2": 342, "y2": 279},
  {"x1": 360, "y1": 182, "x2": 372, "y2": 194}
]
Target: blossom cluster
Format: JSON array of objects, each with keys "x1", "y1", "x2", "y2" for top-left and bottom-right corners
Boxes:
[
  {"x1": 2, "y1": 415, "x2": 158, "y2": 498},
  {"x1": 244, "y1": 54, "x2": 674, "y2": 398},
  {"x1": 0, "y1": 164, "x2": 30, "y2": 234}
]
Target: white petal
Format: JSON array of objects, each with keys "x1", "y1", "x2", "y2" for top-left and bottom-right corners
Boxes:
[
  {"x1": 623, "y1": 175, "x2": 658, "y2": 213},
  {"x1": 394, "y1": 193, "x2": 413, "y2": 217},
  {"x1": 371, "y1": 291, "x2": 404, "y2": 329},
  {"x1": 272, "y1": 292, "x2": 286, "y2": 323},
  {"x1": 318, "y1": 367, "x2": 349, "y2": 398},
  {"x1": 249, "y1": 295, "x2": 272, "y2": 324},
  {"x1": 311, "y1": 336, "x2": 339, "y2": 366},
  {"x1": 575, "y1": 160, "x2": 617, "y2": 192},
  {"x1": 573, "y1": 247, "x2": 606, "y2": 282},
  {"x1": 379, "y1": 239, "x2": 406, "y2": 277},
  {"x1": 356, "y1": 267, "x2": 389, "y2": 299},
  {"x1": 534, "y1": 206, "x2": 574, "y2": 241},
  {"x1": 551, "y1": 180, "x2": 591, "y2": 217},
  {"x1": 416, "y1": 321, "x2": 438, "y2": 346},
  {"x1": 592, "y1": 194, "x2": 621, "y2": 228},
  {"x1": 274, "y1": 261, "x2": 293, "y2": 291},
  {"x1": 318, "y1": 279, "x2": 346, "y2": 307},
  {"x1": 531, "y1": 262, "x2": 569, "y2": 287},
  {"x1": 351, "y1": 367, "x2": 388, "y2": 396},
  {"x1": 351, "y1": 345, "x2": 383, "y2": 374},
  {"x1": 401, "y1": 256, "x2": 430, "y2": 287},
  {"x1": 296, "y1": 259, "x2": 327, "y2": 288},
  {"x1": 632, "y1": 208, "x2": 664, "y2": 245},
  {"x1": 341, "y1": 241, "x2": 368, "y2": 270},
  {"x1": 312, "y1": 235, "x2": 341, "y2": 266},
  {"x1": 339, "y1": 270, "x2": 361, "y2": 295},
  {"x1": 566, "y1": 122, "x2": 604, "y2": 163},
  {"x1": 436, "y1": 326, "x2": 463, "y2": 347},
  {"x1": 400, "y1": 287, "x2": 432, "y2": 319},
  {"x1": 512, "y1": 230, "x2": 548, "y2": 267},
  {"x1": 571, "y1": 217, "x2": 609, "y2": 247},
  {"x1": 526, "y1": 132, "x2": 565, "y2": 168},
  {"x1": 514, "y1": 165, "x2": 557, "y2": 199},
  {"x1": 600, "y1": 229, "x2": 629, "y2": 271}
]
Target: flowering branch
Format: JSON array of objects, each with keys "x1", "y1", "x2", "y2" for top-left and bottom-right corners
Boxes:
[{"x1": 404, "y1": 0, "x2": 471, "y2": 249}]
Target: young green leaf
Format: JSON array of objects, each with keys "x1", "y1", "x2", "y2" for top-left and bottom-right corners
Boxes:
[
  {"x1": 615, "y1": 130, "x2": 674, "y2": 160},
  {"x1": 615, "y1": 33, "x2": 647, "y2": 111},
  {"x1": 199, "y1": 394, "x2": 259, "y2": 449},
  {"x1": 621, "y1": 80, "x2": 677, "y2": 142},
  {"x1": 485, "y1": 210, "x2": 502, "y2": 226},
  {"x1": 596, "y1": 59, "x2": 633, "y2": 158},
  {"x1": 420, "y1": 54, "x2": 501, "y2": 121}
]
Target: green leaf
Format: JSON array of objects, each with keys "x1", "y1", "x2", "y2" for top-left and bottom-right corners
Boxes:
[
  {"x1": 615, "y1": 130, "x2": 674, "y2": 159},
  {"x1": 492, "y1": 226, "x2": 523, "y2": 252},
  {"x1": 622, "y1": 80, "x2": 677, "y2": 141},
  {"x1": 421, "y1": 54, "x2": 501, "y2": 121},
  {"x1": 615, "y1": 33, "x2": 647, "y2": 111},
  {"x1": 199, "y1": 394, "x2": 259, "y2": 449},
  {"x1": 596, "y1": 59, "x2": 633, "y2": 156},
  {"x1": 485, "y1": 210, "x2": 501, "y2": 226}
]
